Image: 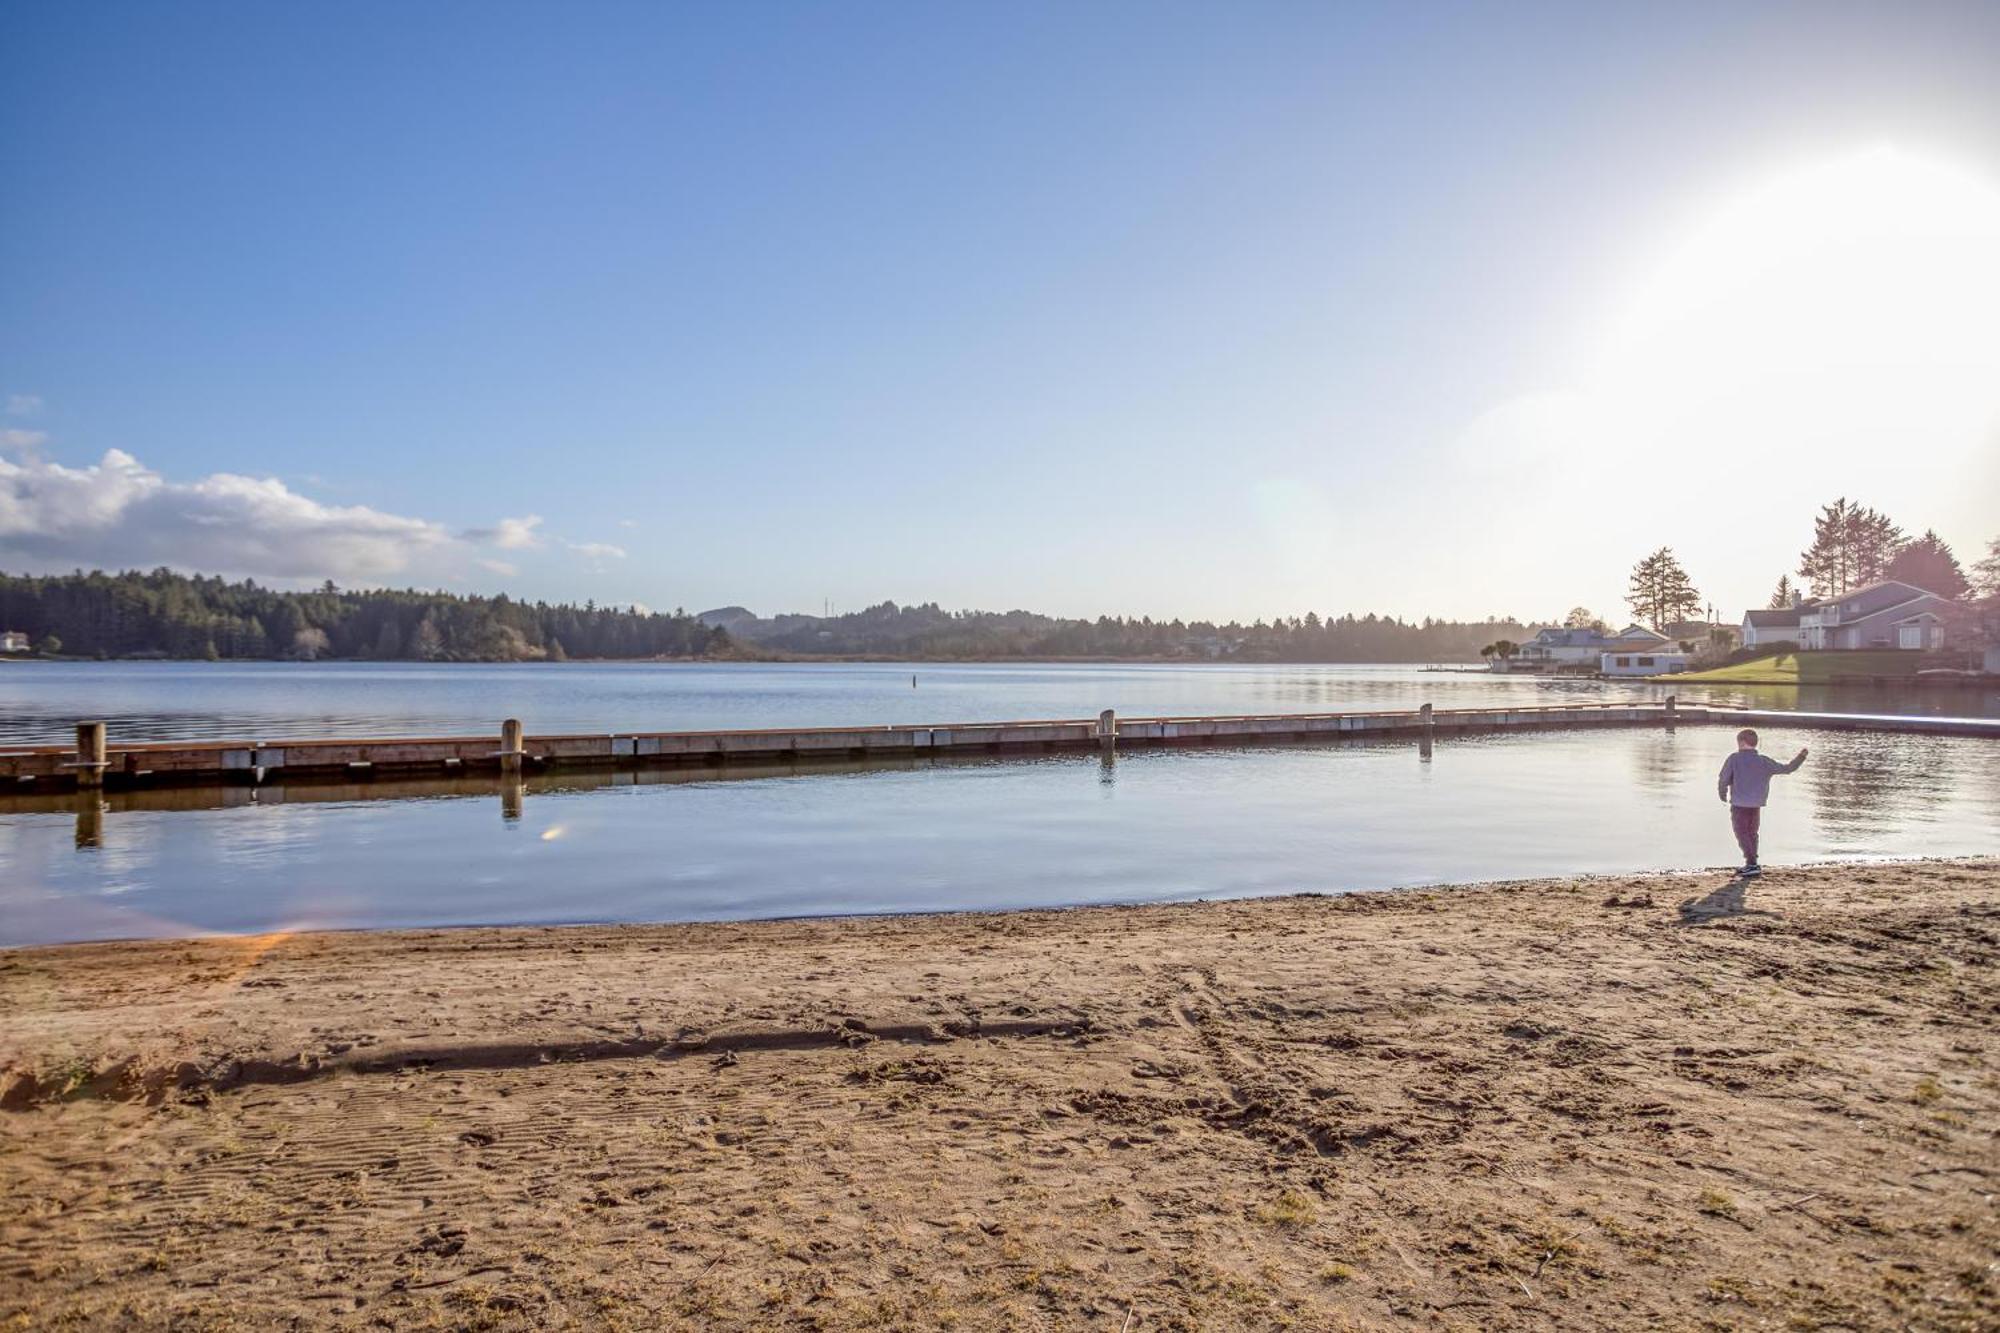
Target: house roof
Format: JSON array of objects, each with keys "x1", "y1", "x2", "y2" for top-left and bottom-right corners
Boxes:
[
  {"x1": 1528, "y1": 623, "x2": 1669, "y2": 650},
  {"x1": 1744, "y1": 608, "x2": 1803, "y2": 627},
  {"x1": 1815, "y1": 579, "x2": 1945, "y2": 618}
]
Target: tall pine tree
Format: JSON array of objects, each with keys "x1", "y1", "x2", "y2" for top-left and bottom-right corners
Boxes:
[{"x1": 1627, "y1": 547, "x2": 1702, "y2": 630}]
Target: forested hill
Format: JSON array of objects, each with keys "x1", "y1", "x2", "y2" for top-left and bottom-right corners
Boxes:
[
  {"x1": 699, "y1": 601, "x2": 1531, "y2": 663},
  {"x1": 1, "y1": 570, "x2": 1530, "y2": 663},
  {"x1": 0, "y1": 569, "x2": 727, "y2": 661}
]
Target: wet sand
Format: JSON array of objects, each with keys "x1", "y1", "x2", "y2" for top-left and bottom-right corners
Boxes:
[{"x1": 3, "y1": 859, "x2": 1996, "y2": 1330}]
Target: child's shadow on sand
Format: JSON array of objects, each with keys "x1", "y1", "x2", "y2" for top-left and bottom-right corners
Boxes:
[{"x1": 1675, "y1": 878, "x2": 1781, "y2": 925}]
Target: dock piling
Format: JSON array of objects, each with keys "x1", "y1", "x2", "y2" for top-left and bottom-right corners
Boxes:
[
  {"x1": 499, "y1": 718, "x2": 524, "y2": 774},
  {"x1": 74, "y1": 721, "x2": 108, "y2": 789},
  {"x1": 1664, "y1": 695, "x2": 1677, "y2": 728},
  {"x1": 1097, "y1": 709, "x2": 1117, "y2": 753}
]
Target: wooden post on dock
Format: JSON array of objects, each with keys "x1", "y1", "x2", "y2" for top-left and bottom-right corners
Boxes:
[
  {"x1": 1418, "y1": 702, "x2": 1434, "y2": 738},
  {"x1": 500, "y1": 718, "x2": 524, "y2": 774},
  {"x1": 1664, "y1": 694, "x2": 1677, "y2": 727},
  {"x1": 74, "y1": 720, "x2": 108, "y2": 789},
  {"x1": 1097, "y1": 709, "x2": 1117, "y2": 753}
]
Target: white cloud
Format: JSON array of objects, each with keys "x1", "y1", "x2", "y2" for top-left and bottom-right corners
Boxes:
[
  {"x1": 566, "y1": 540, "x2": 627, "y2": 561},
  {"x1": 5, "y1": 394, "x2": 42, "y2": 416},
  {"x1": 0, "y1": 448, "x2": 453, "y2": 582},
  {"x1": 2, "y1": 429, "x2": 47, "y2": 451},
  {"x1": 464, "y1": 513, "x2": 544, "y2": 550},
  {"x1": 477, "y1": 558, "x2": 519, "y2": 577}
]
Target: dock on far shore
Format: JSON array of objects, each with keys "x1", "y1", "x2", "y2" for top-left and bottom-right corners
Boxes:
[{"x1": 3, "y1": 701, "x2": 1996, "y2": 794}]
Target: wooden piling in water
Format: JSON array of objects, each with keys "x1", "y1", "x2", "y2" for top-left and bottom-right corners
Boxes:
[
  {"x1": 73, "y1": 721, "x2": 108, "y2": 789},
  {"x1": 499, "y1": 718, "x2": 524, "y2": 774},
  {"x1": 1097, "y1": 709, "x2": 1117, "y2": 753}
]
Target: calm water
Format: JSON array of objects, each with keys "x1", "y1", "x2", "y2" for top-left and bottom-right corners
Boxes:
[
  {"x1": 1, "y1": 660, "x2": 1995, "y2": 745},
  {"x1": 5, "y1": 721, "x2": 1997, "y2": 947}
]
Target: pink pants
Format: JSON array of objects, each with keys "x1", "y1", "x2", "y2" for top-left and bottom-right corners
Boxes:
[{"x1": 1730, "y1": 805, "x2": 1761, "y2": 861}]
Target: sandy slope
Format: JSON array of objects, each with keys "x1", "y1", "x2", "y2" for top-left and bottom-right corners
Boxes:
[{"x1": 2, "y1": 859, "x2": 1996, "y2": 1330}]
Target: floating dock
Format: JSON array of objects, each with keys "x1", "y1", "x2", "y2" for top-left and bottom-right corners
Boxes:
[{"x1": 2, "y1": 701, "x2": 1995, "y2": 793}]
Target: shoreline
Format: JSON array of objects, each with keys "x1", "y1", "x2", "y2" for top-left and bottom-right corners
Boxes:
[
  {"x1": 1, "y1": 851, "x2": 1977, "y2": 956},
  {"x1": 4, "y1": 858, "x2": 1995, "y2": 1328}
]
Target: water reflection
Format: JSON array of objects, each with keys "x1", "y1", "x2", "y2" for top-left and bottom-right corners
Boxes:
[
  {"x1": 73, "y1": 795, "x2": 104, "y2": 850},
  {"x1": 1628, "y1": 729, "x2": 1690, "y2": 798},
  {"x1": 2, "y1": 661, "x2": 1995, "y2": 748},
  {"x1": 3, "y1": 725, "x2": 1995, "y2": 950},
  {"x1": 1807, "y1": 732, "x2": 1964, "y2": 843}
]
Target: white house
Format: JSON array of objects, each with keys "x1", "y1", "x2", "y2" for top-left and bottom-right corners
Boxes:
[
  {"x1": 0, "y1": 631, "x2": 29, "y2": 654},
  {"x1": 1510, "y1": 622, "x2": 1671, "y2": 670},
  {"x1": 1741, "y1": 605, "x2": 1806, "y2": 649},
  {"x1": 1600, "y1": 649, "x2": 1688, "y2": 676},
  {"x1": 1794, "y1": 579, "x2": 1951, "y2": 651}
]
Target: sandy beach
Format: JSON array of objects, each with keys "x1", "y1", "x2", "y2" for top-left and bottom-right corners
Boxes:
[{"x1": 3, "y1": 859, "x2": 1996, "y2": 1330}]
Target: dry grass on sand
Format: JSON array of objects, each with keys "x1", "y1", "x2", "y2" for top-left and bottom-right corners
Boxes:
[{"x1": 3, "y1": 859, "x2": 1998, "y2": 1330}]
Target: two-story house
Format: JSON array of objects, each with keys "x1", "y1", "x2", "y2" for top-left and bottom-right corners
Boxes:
[{"x1": 1794, "y1": 579, "x2": 1950, "y2": 651}]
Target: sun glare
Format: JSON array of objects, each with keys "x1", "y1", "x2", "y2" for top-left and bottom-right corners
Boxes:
[{"x1": 1596, "y1": 147, "x2": 2000, "y2": 462}]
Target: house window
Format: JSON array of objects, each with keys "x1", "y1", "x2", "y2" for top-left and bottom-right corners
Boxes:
[
  {"x1": 1616, "y1": 656, "x2": 1630, "y2": 666},
  {"x1": 1637, "y1": 656, "x2": 1654, "y2": 667}
]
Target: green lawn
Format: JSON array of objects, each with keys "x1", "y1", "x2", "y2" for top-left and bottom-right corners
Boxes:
[{"x1": 1661, "y1": 649, "x2": 1921, "y2": 684}]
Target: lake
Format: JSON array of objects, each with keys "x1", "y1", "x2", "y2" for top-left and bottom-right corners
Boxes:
[
  {"x1": 2, "y1": 659, "x2": 1995, "y2": 746},
  {"x1": 4, "y1": 700, "x2": 1997, "y2": 947}
]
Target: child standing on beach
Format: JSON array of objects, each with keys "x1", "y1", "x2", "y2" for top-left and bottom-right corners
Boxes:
[{"x1": 1716, "y1": 729, "x2": 1807, "y2": 876}]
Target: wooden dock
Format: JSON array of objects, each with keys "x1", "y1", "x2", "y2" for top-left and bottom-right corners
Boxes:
[{"x1": 2, "y1": 702, "x2": 1995, "y2": 793}]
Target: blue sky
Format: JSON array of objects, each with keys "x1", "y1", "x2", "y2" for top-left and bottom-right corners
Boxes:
[{"x1": 4, "y1": 1, "x2": 1998, "y2": 622}]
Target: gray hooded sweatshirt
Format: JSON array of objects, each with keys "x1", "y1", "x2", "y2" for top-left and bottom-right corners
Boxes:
[{"x1": 1717, "y1": 749, "x2": 1804, "y2": 808}]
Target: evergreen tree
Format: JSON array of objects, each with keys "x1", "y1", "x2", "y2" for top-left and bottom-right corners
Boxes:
[
  {"x1": 1768, "y1": 575, "x2": 1796, "y2": 609},
  {"x1": 1883, "y1": 530, "x2": 1970, "y2": 599},
  {"x1": 1799, "y1": 498, "x2": 1904, "y2": 597},
  {"x1": 1975, "y1": 536, "x2": 2000, "y2": 600},
  {"x1": 1626, "y1": 547, "x2": 1702, "y2": 630}
]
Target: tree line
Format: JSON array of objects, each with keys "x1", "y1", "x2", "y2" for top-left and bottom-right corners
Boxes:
[
  {"x1": 0, "y1": 569, "x2": 1530, "y2": 663},
  {"x1": 1612, "y1": 500, "x2": 1993, "y2": 635},
  {"x1": 0, "y1": 569, "x2": 729, "y2": 661},
  {"x1": 713, "y1": 601, "x2": 1533, "y2": 662}
]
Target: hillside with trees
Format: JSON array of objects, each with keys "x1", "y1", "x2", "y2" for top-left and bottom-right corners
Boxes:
[
  {"x1": 0, "y1": 568, "x2": 1530, "y2": 663},
  {"x1": 0, "y1": 569, "x2": 728, "y2": 662},
  {"x1": 701, "y1": 602, "x2": 1533, "y2": 662}
]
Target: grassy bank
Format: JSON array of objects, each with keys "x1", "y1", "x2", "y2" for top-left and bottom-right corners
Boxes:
[{"x1": 1661, "y1": 648, "x2": 1920, "y2": 685}]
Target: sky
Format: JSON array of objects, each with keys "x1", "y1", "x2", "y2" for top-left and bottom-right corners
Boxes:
[{"x1": 3, "y1": 1, "x2": 1998, "y2": 626}]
